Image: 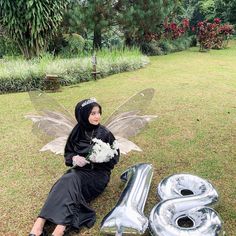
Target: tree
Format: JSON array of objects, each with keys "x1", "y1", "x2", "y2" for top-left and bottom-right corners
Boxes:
[
  {"x1": 65, "y1": 0, "x2": 117, "y2": 50},
  {"x1": 199, "y1": 0, "x2": 216, "y2": 21},
  {"x1": 0, "y1": 0, "x2": 68, "y2": 59},
  {"x1": 176, "y1": 0, "x2": 199, "y2": 21},
  {"x1": 115, "y1": 0, "x2": 178, "y2": 46},
  {"x1": 215, "y1": 0, "x2": 236, "y2": 24}
]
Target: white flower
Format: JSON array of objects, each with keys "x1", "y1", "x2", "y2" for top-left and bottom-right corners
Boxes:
[
  {"x1": 112, "y1": 140, "x2": 119, "y2": 150},
  {"x1": 87, "y1": 138, "x2": 119, "y2": 163}
]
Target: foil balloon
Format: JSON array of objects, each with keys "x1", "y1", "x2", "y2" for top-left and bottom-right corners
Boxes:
[
  {"x1": 149, "y1": 174, "x2": 224, "y2": 236},
  {"x1": 100, "y1": 163, "x2": 153, "y2": 235}
]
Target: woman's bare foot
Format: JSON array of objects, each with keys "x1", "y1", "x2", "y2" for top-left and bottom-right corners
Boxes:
[
  {"x1": 52, "y1": 225, "x2": 66, "y2": 236},
  {"x1": 29, "y1": 217, "x2": 46, "y2": 235}
]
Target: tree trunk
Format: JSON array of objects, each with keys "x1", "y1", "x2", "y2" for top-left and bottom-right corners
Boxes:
[
  {"x1": 93, "y1": 26, "x2": 102, "y2": 50},
  {"x1": 17, "y1": 41, "x2": 31, "y2": 59}
]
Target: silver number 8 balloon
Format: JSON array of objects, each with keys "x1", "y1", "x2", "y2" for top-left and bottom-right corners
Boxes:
[{"x1": 149, "y1": 174, "x2": 224, "y2": 236}]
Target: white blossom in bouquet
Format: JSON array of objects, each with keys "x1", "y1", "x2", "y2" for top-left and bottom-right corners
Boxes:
[{"x1": 88, "y1": 138, "x2": 119, "y2": 163}]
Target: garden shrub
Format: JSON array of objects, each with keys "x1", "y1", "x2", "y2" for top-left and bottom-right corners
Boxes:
[
  {"x1": 0, "y1": 76, "x2": 44, "y2": 94},
  {"x1": 0, "y1": 49, "x2": 149, "y2": 94},
  {"x1": 0, "y1": 37, "x2": 20, "y2": 57},
  {"x1": 196, "y1": 18, "x2": 234, "y2": 51},
  {"x1": 62, "y1": 33, "x2": 85, "y2": 55},
  {"x1": 140, "y1": 41, "x2": 164, "y2": 56},
  {"x1": 217, "y1": 23, "x2": 235, "y2": 48},
  {"x1": 159, "y1": 41, "x2": 174, "y2": 54},
  {"x1": 140, "y1": 18, "x2": 192, "y2": 56},
  {"x1": 164, "y1": 19, "x2": 190, "y2": 40},
  {"x1": 141, "y1": 37, "x2": 192, "y2": 56}
]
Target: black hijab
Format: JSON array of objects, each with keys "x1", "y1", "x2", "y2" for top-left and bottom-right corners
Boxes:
[
  {"x1": 74, "y1": 98, "x2": 102, "y2": 131},
  {"x1": 64, "y1": 98, "x2": 102, "y2": 163}
]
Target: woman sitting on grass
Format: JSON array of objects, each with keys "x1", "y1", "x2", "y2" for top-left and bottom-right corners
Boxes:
[{"x1": 29, "y1": 98, "x2": 120, "y2": 236}]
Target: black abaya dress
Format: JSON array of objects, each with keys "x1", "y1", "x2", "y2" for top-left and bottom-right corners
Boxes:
[{"x1": 39, "y1": 125, "x2": 119, "y2": 230}]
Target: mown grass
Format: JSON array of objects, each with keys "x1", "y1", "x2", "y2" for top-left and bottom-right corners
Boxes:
[{"x1": 0, "y1": 42, "x2": 235, "y2": 235}]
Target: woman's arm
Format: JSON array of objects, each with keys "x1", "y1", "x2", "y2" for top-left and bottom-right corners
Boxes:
[
  {"x1": 64, "y1": 124, "x2": 79, "y2": 166},
  {"x1": 64, "y1": 143, "x2": 77, "y2": 166}
]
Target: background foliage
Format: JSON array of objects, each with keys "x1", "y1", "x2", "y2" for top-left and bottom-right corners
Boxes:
[
  {"x1": 1, "y1": 0, "x2": 236, "y2": 59},
  {"x1": 0, "y1": 0, "x2": 68, "y2": 59}
]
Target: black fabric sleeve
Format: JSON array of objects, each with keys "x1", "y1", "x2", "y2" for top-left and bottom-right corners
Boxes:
[{"x1": 64, "y1": 124, "x2": 79, "y2": 166}]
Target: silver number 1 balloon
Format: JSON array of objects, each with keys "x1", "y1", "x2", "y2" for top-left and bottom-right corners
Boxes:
[
  {"x1": 100, "y1": 163, "x2": 153, "y2": 235},
  {"x1": 149, "y1": 174, "x2": 224, "y2": 236}
]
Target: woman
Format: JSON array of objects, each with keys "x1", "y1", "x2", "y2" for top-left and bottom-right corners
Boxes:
[{"x1": 29, "y1": 98, "x2": 120, "y2": 236}]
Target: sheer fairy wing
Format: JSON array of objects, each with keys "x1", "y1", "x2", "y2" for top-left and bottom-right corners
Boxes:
[
  {"x1": 106, "y1": 112, "x2": 157, "y2": 139},
  {"x1": 115, "y1": 136, "x2": 142, "y2": 155},
  {"x1": 25, "y1": 90, "x2": 77, "y2": 155},
  {"x1": 39, "y1": 136, "x2": 69, "y2": 155},
  {"x1": 104, "y1": 88, "x2": 155, "y2": 125},
  {"x1": 104, "y1": 88, "x2": 157, "y2": 154}
]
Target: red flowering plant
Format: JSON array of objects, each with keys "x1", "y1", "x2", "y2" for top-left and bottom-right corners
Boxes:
[
  {"x1": 196, "y1": 18, "x2": 234, "y2": 51},
  {"x1": 218, "y1": 24, "x2": 235, "y2": 47},
  {"x1": 142, "y1": 18, "x2": 190, "y2": 43},
  {"x1": 214, "y1": 18, "x2": 221, "y2": 24},
  {"x1": 164, "y1": 18, "x2": 190, "y2": 40},
  {"x1": 196, "y1": 20, "x2": 217, "y2": 51}
]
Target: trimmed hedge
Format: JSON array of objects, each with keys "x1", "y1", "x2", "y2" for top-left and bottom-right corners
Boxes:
[{"x1": 0, "y1": 49, "x2": 149, "y2": 94}]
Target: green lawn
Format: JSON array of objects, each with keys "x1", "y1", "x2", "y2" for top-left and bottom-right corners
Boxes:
[{"x1": 0, "y1": 42, "x2": 235, "y2": 236}]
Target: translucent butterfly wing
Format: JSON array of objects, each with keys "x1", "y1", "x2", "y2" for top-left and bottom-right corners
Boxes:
[
  {"x1": 104, "y1": 88, "x2": 155, "y2": 126},
  {"x1": 25, "y1": 91, "x2": 76, "y2": 154},
  {"x1": 106, "y1": 112, "x2": 157, "y2": 138},
  {"x1": 28, "y1": 90, "x2": 76, "y2": 126},
  {"x1": 115, "y1": 136, "x2": 142, "y2": 155},
  {"x1": 39, "y1": 136, "x2": 69, "y2": 155},
  {"x1": 105, "y1": 88, "x2": 157, "y2": 154}
]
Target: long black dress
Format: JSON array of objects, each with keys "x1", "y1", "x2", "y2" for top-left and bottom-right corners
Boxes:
[{"x1": 39, "y1": 124, "x2": 119, "y2": 230}]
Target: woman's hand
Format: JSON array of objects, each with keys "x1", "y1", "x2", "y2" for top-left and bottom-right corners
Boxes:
[{"x1": 72, "y1": 155, "x2": 90, "y2": 167}]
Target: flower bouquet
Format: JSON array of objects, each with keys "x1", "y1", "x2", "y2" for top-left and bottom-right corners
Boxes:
[{"x1": 87, "y1": 138, "x2": 119, "y2": 163}]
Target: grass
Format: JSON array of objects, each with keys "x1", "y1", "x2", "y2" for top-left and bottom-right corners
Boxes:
[{"x1": 0, "y1": 41, "x2": 236, "y2": 235}]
